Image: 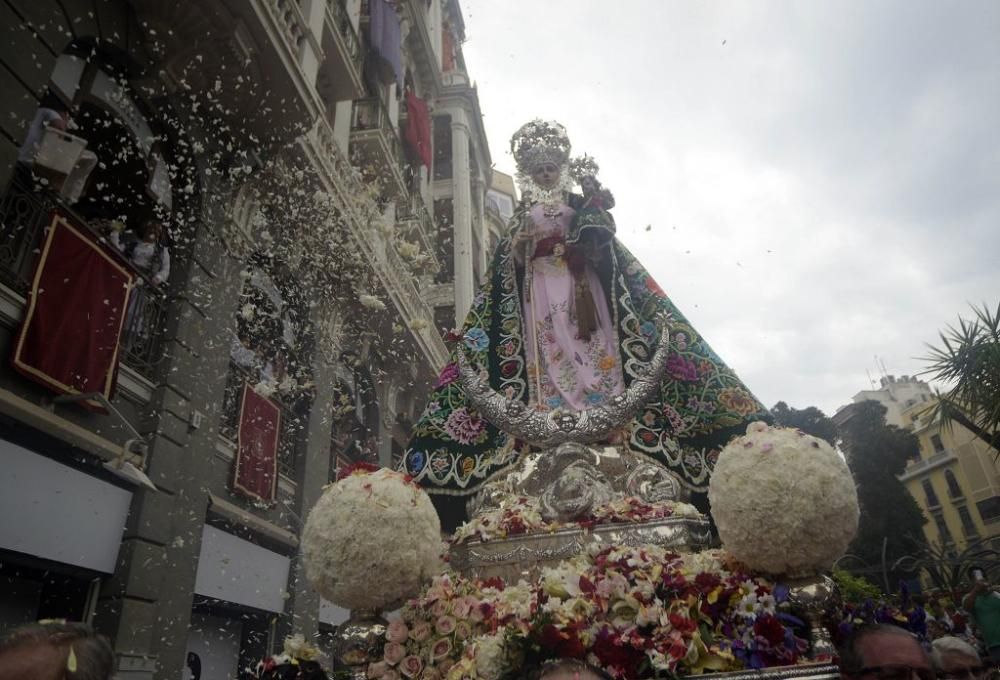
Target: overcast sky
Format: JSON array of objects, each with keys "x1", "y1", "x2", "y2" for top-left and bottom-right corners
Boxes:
[{"x1": 459, "y1": 0, "x2": 1000, "y2": 417}]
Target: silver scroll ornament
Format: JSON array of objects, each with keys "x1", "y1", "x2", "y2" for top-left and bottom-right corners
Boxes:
[{"x1": 455, "y1": 316, "x2": 671, "y2": 448}]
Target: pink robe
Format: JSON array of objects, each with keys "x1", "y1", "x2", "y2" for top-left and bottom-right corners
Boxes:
[{"x1": 521, "y1": 201, "x2": 625, "y2": 410}]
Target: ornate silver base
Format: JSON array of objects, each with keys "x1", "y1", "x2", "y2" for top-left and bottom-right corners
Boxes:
[
  {"x1": 450, "y1": 516, "x2": 712, "y2": 582},
  {"x1": 331, "y1": 608, "x2": 388, "y2": 679}
]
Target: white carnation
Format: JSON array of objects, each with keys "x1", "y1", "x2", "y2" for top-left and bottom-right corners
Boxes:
[
  {"x1": 708, "y1": 423, "x2": 859, "y2": 575},
  {"x1": 471, "y1": 634, "x2": 510, "y2": 680},
  {"x1": 302, "y1": 468, "x2": 443, "y2": 609}
]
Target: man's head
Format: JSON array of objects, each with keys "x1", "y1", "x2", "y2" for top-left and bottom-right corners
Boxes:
[
  {"x1": 0, "y1": 621, "x2": 114, "y2": 680},
  {"x1": 839, "y1": 624, "x2": 934, "y2": 680},
  {"x1": 931, "y1": 637, "x2": 981, "y2": 680},
  {"x1": 534, "y1": 658, "x2": 612, "y2": 680}
]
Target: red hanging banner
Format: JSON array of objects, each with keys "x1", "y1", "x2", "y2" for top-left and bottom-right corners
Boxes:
[
  {"x1": 233, "y1": 383, "x2": 281, "y2": 503},
  {"x1": 11, "y1": 211, "x2": 133, "y2": 411}
]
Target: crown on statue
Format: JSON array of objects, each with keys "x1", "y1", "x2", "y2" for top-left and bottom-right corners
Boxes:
[
  {"x1": 510, "y1": 119, "x2": 572, "y2": 175},
  {"x1": 569, "y1": 154, "x2": 600, "y2": 182}
]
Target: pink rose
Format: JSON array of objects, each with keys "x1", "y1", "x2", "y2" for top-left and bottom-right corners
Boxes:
[
  {"x1": 384, "y1": 642, "x2": 406, "y2": 665},
  {"x1": 435, "y1": 615, "x2": 457, "y2": 636},
  {"x1": 386, "y1": 620, "x2": 409, "y2": 644},
  {"x1": 410, "y1": 621, "x2": 432, "y2": 643},
  {"x1": 430, "y1": 599, "x2": 450, "y2": 618},
  {"x1": 454, "y1": 620, "x2": 472, "y2": 641},
  {"x1": 368, "y1": 661, "x2": 388, "y2": 678},
  {"x1": 451, "y1": 597, "x2": 473, "y2": 619},
  {"x1": 399, "y1": 655, "x2": 423, "y2": 678},
  {"x1": 430, "y1": 637, "x2": 453, "y2": 661}
]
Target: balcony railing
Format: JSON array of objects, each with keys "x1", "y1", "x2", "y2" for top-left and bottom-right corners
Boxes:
[
  {"x1": 898, "y1": 449, "x2": 957, "y2": 481},
  {"x1": 396, "y1": 192, "x2": 437, "y2": 260},
  {"x1": 220, "y1": 360, "x2": 305, "y2": 480},
  {"x1": 327, "y1": 0, "x2": 361, "y2": 65},
  {"x1": 350, "y1": 97, "x2": 410, "y2": 195},
  {"x1": 0, "y1": 174, "x2": 167, "y2": 380}
]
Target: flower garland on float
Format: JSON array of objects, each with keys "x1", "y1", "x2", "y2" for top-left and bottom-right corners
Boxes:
[{"x1": 372, "y1": 546, "x2": 809, "y2": 680}]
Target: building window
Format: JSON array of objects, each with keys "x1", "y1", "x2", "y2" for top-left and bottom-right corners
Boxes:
[
  {"x1": 932, "y1": 512, "x2": 953, "y2": 545},
  {"x1": 922, "y1": 479, "x2": 940, "y2": 508},
  {"x1": 945, "y1": 470, "x2": 963, "y2": 499},
  {"x1": 977, "y1": 497, "x2": 1000, "y2": 524},
  {"x1": 930, "y1": 434, "x2": 945, "y2": 454},
  {"x1": 957, "y1": 505, "x2": 979, "y2": 538}
]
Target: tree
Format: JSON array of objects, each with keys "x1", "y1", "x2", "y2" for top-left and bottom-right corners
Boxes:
[
  {"x1": 838, "y1": 400, "x2": 927, "y2": 584},
  {"x1": 770, "y1": 401, "x2": 838, "y2": 446},
  {"x1": 921, "y1": 301, "x2": 1000, "y2": 451}
]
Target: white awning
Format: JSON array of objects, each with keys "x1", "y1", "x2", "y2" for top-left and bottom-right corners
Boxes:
[{"x1": 0, "y1": 438, "x2": 132, "y2": 574}]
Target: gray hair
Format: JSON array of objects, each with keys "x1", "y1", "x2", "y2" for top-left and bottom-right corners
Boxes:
[
  {"x1": 0, "y1": 621, "x2": 114, "y2": 680},
  {"x1": 839, "y1": 624, "x2": 924, "y2": 675},
  {"x1": 931, "y1": 636, "x2": 980, "y2": 671}
]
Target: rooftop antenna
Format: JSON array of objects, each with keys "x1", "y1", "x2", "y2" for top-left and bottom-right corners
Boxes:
[{"x1": 879, "y1": 356, "x2": 890, "y2": 380}]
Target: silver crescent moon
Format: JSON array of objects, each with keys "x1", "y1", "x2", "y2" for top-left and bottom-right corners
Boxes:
[{"x1": 455, "y1": 315, "x2": 671, "y2": 447}]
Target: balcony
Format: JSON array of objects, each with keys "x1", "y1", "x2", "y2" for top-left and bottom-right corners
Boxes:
[
  {"x1": 318, "y1": 0, "x2": 365, "y2": 104},
  {"x1": 396, "y1": 192, "x2": 438, "y2": 268},
  {"x1": 350, "y1": 97, "x2": 410, "y2": 198},
  {"x1": 0, "y1": 175, "x2": 167, "y2": 382},
  {"x1": 898, "y1": 449, "x2": 957, "y2": 482}
]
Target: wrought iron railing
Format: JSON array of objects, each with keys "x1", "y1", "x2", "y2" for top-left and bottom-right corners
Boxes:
[
  {"x1": 219, "y1": 360, "x2": 305, "y2": 479},
  {"x1": 326, "y1": 0, "x2": 361, "y2": 65},
  {"x1": 0, "y1": 174, "x2": 168, "y2": 380}
]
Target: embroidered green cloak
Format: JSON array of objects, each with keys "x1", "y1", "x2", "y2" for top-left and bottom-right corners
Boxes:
[{"x1": 402, "y1": 197, "x2": 768, "y2": 528}]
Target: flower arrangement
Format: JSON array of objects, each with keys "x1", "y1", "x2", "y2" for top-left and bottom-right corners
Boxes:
[
  {"x1": 373, "y1": 546, "x2": 810, "y2": 680},
  {"x1": 708, "y1": 422, "x2": 859, "y2": 576},
  {"x1": 452, "y1": 496, "x2": 703, "y2": 545},
  {"x1": 302, "y1": 467, "x2": 444, "y2": 610}
]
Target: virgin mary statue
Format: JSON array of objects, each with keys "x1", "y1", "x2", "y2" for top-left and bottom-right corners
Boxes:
[{"x1": 402, "y1": 120, "x2": 768, "y2": 530}]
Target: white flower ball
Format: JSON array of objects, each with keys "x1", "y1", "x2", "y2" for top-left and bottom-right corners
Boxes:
[
  {"x1": 302, "y1": 468, "x2": 443, "y2": 610},
  {"x1": 708, "y1": 422, "x2": 859, "y2": 576}
]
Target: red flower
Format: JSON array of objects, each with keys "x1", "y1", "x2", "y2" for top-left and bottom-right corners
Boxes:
[
  {"x1": 337, "y1": 461, "x2": 380, "y2": 481},
  {"x1": 668, "y1": 612, "x2": 697, "y2": 634},
  {"x1": 592, "y1": 629, "x2": 642, "y2": 676},
  {"x1": 537, "y1": 624, "x2": 586, "y2": 659},
  {"x1": 694, "y1": 572, "x2": 721, "y2": 594},
  {"x1": 754, "y1": 614, "x2": 786, "y2": 647},
  {"x1": 481, "y1": 577, "x2": 505, "y2": 591}
]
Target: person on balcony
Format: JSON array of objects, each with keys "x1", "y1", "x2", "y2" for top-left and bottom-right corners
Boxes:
[
  {"x1": 110, "y1": 219, "x2": 170, "y2": 352},
  {"x1": 110, "y1": 219, "x2": 170, "y2": 287},
  {"x1": 402, "y1": 119, "x2": 769, "y2": 530}
]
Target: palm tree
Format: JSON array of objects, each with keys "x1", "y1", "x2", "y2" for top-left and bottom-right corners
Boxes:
[{"x1": 921, "y1": 302, "x2": 1000, "y2": 452}]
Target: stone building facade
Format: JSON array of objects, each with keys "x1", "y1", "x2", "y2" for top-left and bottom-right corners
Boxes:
[{"x1": 0, "y1": 0, "x2": 491, "y2": 677}]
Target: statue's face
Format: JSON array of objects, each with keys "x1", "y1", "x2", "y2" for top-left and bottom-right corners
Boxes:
[{"x1": 531, "y1": 162, "x2": 560, "y2": 189}]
